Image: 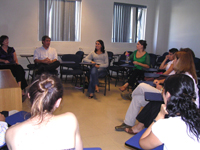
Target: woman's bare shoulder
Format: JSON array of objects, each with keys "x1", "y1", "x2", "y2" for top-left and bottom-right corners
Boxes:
[{"x1": 54, "y1": 112, "x2": 78, "y2": 125}]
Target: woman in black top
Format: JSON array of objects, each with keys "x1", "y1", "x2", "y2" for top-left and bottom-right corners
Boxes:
[{"x1": 0, "y1": 35, "x2": 27, "y2": 94}]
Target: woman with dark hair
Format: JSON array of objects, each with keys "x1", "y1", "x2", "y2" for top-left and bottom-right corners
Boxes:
[
  {"x1": 139, "y1": 74, "x2": 200, "y2": 149},
  {"x1": 119, "y1": 40, "x2": 150, "y2": 91},
  {"x1": 5, "y1": 73, "x2": 83, "y2": 150},
  {"x1": 0, "y1": 35, "x2": 28, "y2": 95},
  {"x1": 83, "y1": 40, "x2": 108, "y2": 98},
  {"x1": 123, "y1": 50, "x2": 199, "y2": 135}
]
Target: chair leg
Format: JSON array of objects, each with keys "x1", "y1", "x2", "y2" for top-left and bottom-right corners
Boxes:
[
  {"x1": 82, "y1": 75, "x2": 85, "y2": 93},
  {"x1": 27, "y1": 69, "x2": 30, "y2": 82},
  {"x1": 104, "y1": 76, "x2": 107, "y2": 96},
  {"x1": 115, "y1": 72, "x2": 118, "y2": 87},
  {"x1": 108, "y1": 75, "x2": 110, "y2": 91}
]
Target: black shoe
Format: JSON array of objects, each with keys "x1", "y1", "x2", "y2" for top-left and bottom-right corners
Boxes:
[
  {"x1": 115, "y1": 123, "x2": 132, "y2": 131},
  {"x1": 121, "y1": 93, "x2": 132, "y2": 100}
]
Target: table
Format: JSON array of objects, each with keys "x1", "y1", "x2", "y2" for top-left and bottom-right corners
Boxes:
[
  {"x1": 0, "y1": 69, "x2": 22, "y2": 111},
  {"x1": 145, "y1": 92, "x2": 163, "y2": 102},
  {"x1": 58, "y1": 53, "x2": 65, "y2": 59},
  {"x1": 120, "y1": 64, "x2": 135, "y2": 68},
  {"x1": 59, "y1": 60, "x2": 75, "y2": 65},
  {"x1": 20, "y1": 54, "x2": 33, "y2": 64}
]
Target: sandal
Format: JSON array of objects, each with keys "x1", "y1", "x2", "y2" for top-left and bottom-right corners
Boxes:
[
  {"x1": 119, "y1": 86, "x2": 126, "y2": 92},
  {"x1": 88, "y1": 94, "x2": 94, "y2": 99},
  {"x1": 125, "y1": 127, "x2": 137, "y2": 135},
  {"x1": 88, "y1": 96, "x2": 93, "y2": 99}
]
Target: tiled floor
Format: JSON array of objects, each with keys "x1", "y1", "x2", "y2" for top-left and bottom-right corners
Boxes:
[{"x1": 22, "y1": 79, "x2": 135, "y2": 150}]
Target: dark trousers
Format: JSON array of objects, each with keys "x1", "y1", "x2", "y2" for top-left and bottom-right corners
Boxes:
[
  {"x1": 36, "y1": 60, "x2": 60, "y2": 74},
  {"x1": 136, "y1": 101, "x2": 163, "y2": 128},
  {"x1": 0, "y1": 64, "x2": 28, "y2": 90},
  {"x1": 127, "y1": 69, "x2": 144, "y2": 87}
]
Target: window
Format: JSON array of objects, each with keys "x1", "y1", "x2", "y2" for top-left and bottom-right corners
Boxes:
[
  {"x1": 39, "y1": 0, "x2": 81, "y2": 41},
  {"x1": 112, "y1": 2, "x2": 147, "y2": 43}
]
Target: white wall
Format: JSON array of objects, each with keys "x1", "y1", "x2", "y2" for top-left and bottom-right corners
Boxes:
[
  {"x1": 168, "y1": 0, "x2": 200, "y2": 57},
  {"x1": 0, "y1": 0, "x2": 158, "y2": 68}
]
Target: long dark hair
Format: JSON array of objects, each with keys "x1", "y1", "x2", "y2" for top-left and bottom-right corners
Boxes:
[
  {"x1": 0, "y1": 35, "x2": 9, "y2": 46},
  {"x1": 95, "y1": 39, "x2": 105, "y2": 53},
  {"x1": 28, "y1": 73, "x2": 63, "y2": 123},
  {"x1": 164, "y1": 74, "x2": 200, "y2": 141}
]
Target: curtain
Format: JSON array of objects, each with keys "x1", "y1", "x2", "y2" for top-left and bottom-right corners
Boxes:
[
  {"x1": 112, "y1": 3, "x2": 147, "y2": 43},
  {"x1": 39, "y1": 0, "x2": 81, "y2": 41},
  {"x1": 112, "y1": 4, "x2": 132, "y2": 43}
]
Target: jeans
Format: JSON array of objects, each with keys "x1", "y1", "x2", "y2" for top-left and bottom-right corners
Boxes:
[{"x1": 88, "y1": 67, "x2": 107, "y2": 94}]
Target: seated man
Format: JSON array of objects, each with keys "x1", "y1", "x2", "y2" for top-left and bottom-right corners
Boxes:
[{"x1": 34, "y1": 35, "x2": 60, "y2": 75}]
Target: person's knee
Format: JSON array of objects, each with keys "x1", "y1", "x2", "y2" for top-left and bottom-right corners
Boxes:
[{"x1": 90, "y1": 67, "x2": 97, "y2": 75}]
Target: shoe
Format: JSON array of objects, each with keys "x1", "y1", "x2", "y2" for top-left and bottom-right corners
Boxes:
[
  {"x1": 88, "y1": 95, "x2": 93, "y2": 99},
  {"x1": 125, "y1": 127, "x2": 137, "y2": 135},
  {"x1": 115, "y1": 123, "x2": 132, "y2": 131},
  {"x1": 121, "y1": 93, "x2": 132, "y2": 100},
  {"x1": 95, "y1": 90, "x2": 99, "y2": 93}
]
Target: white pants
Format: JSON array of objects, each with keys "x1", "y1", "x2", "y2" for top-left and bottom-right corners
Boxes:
[{"x1": 124, "y1": 83, "x2": 161, "y2": 126}]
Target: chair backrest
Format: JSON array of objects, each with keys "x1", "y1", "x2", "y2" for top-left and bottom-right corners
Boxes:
[
  {"x1": 61, "y1": 54, "x2": 82, "y2": 68},
  {"x1": 149, "y1": 53, "x2": 158, "y2": 68},
  {"x1": 76, "y1": 51, "x2": 84, "y2": 61},
  {"x1": 194, "y1": 57, "x2": 200, "y2": 72},
  {"x1": 107, "y1": 51, "x2": 114, "y2": 66}
]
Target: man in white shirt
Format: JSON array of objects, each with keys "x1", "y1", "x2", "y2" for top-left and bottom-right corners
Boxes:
[{"x1": 34, "y1": 35, "x2": 60, "y2": 74}]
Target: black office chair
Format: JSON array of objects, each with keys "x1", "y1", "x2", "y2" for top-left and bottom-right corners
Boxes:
[
  {"x1": 27, "y1": 63, "x2": 37, "y2": 82},
  {"x1": 76, "y1": 51, "x2": 84, "y2": 61},
  {"x1": 98, "y1": 51, "x2": 113, "y2": 95},
  {"x1": 149, "y1": 53, "x2": 158, "y2": 68},
  {"x1": 60, "y1": 54, "x2": 83, "y2": 86},
  {"x1": 109, "y1": 53, "x2": 127, "y2": 86}
]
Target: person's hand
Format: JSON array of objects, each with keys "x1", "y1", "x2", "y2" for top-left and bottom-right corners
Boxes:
[
  {"x1": 91, "y1": 61, "x2": 96, "y2": 64},
  {"x1": 0, "y1": 113, "x2": 5, "y2": 122},
  {"x1": 43, "y1": 58, "x2": 52, "y2": 64},
  {"x1": 153, "y1": 79, "x2": 160, "y2": 85},
  {"x1": 95, "y1": 64, "x2": 100, "y2": 68},
  {"x1": 4, "y1": 60, "x2": 10, "y2": 64},
  {"x1": 133, "y1": 61, "x2": 139, "y2": 65},
  {"x1": 125, "y1": 51, "x2": 129, "y2": 56},
  {"x1": 156, "y1": 84, "x2": 163, "y2": 90},
  {"x1": 165, "y1": 55, "x2": 170, "y2": 60}
]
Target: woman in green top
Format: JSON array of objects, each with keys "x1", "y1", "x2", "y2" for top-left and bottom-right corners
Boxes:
[{"x1": 119, "y1": 40, "x2": 150, "y2": 91}]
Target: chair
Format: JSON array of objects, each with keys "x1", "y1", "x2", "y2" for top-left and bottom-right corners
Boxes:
[
  {"x1": 60, "y1": 54, "x2": 83, "y2": 86},
  {"x1": 27, "y1": 63, "x2": 37, "y2": 82},
  {"x1": 125, "y1": 128, "x2": 163, "y2": 150},
  {"x1": 76, "y1": 51, "x2": 84, "y2": 61},
  {"x1": 98, "y1": 68, "x2": 110, "y2": 96},
  {"x1": 109, "y1": 53, "x2": 127, "y2": 86},
  {"x1": 149, "y1": 53, "x2": 158, "y2": 68},
  {"x1": 83, "y1": 51, "x2": 112, "y2": 96}
]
